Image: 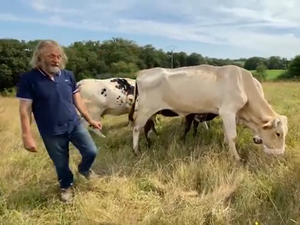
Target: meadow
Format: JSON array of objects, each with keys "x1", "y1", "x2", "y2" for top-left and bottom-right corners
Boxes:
[
  {"x1": 250, "y1": 69, "x2": 286, "y2": 80},
  {"x1": 1, "y1": 80, "x2": 300, "y2": 225},
  {"x1": 265, "y1": 70, "x2": 287, "y2": 80}
]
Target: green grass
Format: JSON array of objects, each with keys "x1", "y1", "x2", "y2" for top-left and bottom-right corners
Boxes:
[
  {"x1": 265, "y1": 69, "x2": 286, "y2": 80},
  {"x1": 250, "y1": 69, "x2": 286, "y2": 80},
  {"x1": 0, "y1": 82, "x2": 300, "y2": 224}
]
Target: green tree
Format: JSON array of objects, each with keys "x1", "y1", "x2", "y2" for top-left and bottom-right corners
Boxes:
[
  {"x1": 252, "y1": 63, "x2": 268, "y2": 81},
  {"x1": 287, "y1": 55, "x2": 300, "y2": 78},
  {"x1": 0, "y1": 37, "x2": 296, "y2": 94}
]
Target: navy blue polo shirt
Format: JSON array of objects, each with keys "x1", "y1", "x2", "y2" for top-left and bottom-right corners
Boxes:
[{"x1": 16, "y1": 68, "x2": 81, "y2": 136}]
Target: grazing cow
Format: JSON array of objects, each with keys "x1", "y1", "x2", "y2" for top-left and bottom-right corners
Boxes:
[
  {"x1": 136, "y1": 77, "x2": 264, "y2": 148},
  {"x1": 77, "y1": 77, "x2": 135, "y2": 138},
  {"x1": 128, "y1": 65, "x2": 288, "y2": 161}
]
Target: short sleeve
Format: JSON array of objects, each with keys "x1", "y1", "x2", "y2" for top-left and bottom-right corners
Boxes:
[
  {"x1": 68, "y1": 71, "x2": 79, "y2": 94},
  {"x1": 16, "y1": 74, "x2": 33, "y2": 101}
]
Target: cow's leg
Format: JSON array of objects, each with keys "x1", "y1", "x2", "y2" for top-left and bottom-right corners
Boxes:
[
  {"x1": 222, "y1": 122, "x2": 228, "y2": 144},
  {"x1": 182, "y1": 115, "x2": 194, "y2": 141},
  {"x1": 202, "y1": 121, "x2": 209, "y2": 130},
  {"x1": 133, "y1": 113, "x2": 153, "y2": 155},
  {"x1": 192, "y1": 119, "x2": 200, "y2": 138},
  {"x1": 219, "y1": 109, "x2": 241, "y2": 161}
]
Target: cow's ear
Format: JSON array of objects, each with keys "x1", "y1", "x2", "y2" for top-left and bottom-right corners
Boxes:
[
  {"x1": 262, "y1": 120, "x2": 273, "y2": 130},
  {"x1": 272, "y1": 118, "x2": 281, "y2": 128},
  {"x1": 262, "y1": 118, "x2": 280, "y2": 130}
]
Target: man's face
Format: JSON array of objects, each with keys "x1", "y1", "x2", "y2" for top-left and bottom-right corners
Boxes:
[{"x1": 40, "y1": 45, "x2": 62, "y2": 75}]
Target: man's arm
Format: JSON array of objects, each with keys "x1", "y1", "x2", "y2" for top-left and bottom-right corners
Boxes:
[
  {"x1": 19, "y1": 100, "x2": 33, "y2": 137},
  {"x1": 73, "y1": 92, "x2": 93, "y2": 123},
  {"x1": 69, "y1": 72, "x2": 93, "y2": 123},
  {"x1": 16, "y1": 74, "x2": 34, "y2": 137}
]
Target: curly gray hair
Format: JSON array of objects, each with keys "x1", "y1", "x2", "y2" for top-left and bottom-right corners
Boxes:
[{"x1": 29, "y1": 40, "x2": 68, "y2": 69}]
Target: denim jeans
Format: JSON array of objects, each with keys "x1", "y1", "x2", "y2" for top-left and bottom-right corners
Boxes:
[{"x1": 41, "y1": 122, "x2": 99, "y2": 189}]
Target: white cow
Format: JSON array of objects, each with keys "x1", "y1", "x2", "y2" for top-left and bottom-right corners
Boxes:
[
  {"x1": 128, "y1": 65, "x2": 288, "y2": 161},
  {"x1": 134, "y1": 76, "x2": 266, "y2": 148},
  {"x1": 179, "y1": 76, "x2": 265, "y2": 142},
  {"x1": 77, "y1": 77, "x2": 136, "y2": 138}
]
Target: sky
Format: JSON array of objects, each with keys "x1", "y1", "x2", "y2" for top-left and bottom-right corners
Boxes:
[{"x1": 1, "y1": 0, "x2": 300, "y2": 59}]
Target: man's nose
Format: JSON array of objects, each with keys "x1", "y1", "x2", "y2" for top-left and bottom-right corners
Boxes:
[{"x1": 53, "y1": 57, "x2": 59, "y2": 62}]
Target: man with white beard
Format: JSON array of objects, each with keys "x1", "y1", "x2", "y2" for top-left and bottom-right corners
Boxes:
[{"x1": 16, "y1": 40, "x2": 102, "y2": 203}]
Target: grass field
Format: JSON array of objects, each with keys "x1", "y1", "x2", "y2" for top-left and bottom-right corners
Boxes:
[
  {"x1": 266, "y1": 70, "x2": 286, "y2": 80},
  {"x1": 1, "y1": 82, "x2": 300, "y2": 224},
  {"x1": 250, "y1": 69, "x2": 286, "y2": 80}
]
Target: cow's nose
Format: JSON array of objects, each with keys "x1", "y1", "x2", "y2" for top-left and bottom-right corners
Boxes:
[{"x1": 253, "y1": 137, "x2": 263, "y2": 144}]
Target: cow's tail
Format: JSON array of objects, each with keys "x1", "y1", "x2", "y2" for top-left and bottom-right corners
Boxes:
[{"x1": 128, "y1": 80, "x2": 138, "y2": 122}]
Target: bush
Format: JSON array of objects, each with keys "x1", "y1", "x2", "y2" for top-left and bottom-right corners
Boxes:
[{"x1": 252, "y1": 63, "x2": 267, "y2": 81}]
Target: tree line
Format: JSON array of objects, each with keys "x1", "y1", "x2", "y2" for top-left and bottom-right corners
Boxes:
[{"x1": 1, "y1": 37, "x2": 300, "y2": 94}]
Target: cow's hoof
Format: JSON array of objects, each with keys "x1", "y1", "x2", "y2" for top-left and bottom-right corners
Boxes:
[{"x1": 132, "y1": 149, "x2": 141, "y2": 156}]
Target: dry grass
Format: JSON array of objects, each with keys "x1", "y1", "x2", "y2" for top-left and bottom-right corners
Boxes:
[{"x1": 1, "y1": 82, "x2": 300, "y2": 225}]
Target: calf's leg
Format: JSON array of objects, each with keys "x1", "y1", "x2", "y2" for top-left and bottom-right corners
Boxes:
[
  {"x1": 192, "y1": 119, "x2": 200, "y2": 137},
  {"x1": 144, "y1": 118, "x2": 158, "y2": 148},
  {"x1": 182, "y1": 114, "x2": 194, "y2": 141}
]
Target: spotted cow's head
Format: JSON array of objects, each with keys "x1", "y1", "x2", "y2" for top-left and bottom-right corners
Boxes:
[{"x1": 126, "y1": 94, "x2": 135, "y2": 108}]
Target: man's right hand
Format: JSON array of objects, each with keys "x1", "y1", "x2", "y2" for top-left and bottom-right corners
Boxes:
[{"x1": 22, "y1": 134, "x2": 37, "y2": 152}]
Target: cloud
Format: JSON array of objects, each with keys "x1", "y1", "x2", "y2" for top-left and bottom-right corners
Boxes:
[{"x1": 1, "y1": 0, "x2": 300, "y2": 57}]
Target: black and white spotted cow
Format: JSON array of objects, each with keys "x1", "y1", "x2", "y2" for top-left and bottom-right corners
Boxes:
[{"x1": 76, "y1": 77, "x2": 135, "y2": 138}]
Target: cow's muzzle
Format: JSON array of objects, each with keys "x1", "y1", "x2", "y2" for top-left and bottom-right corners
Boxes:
[{"x1": 253, "y1": 135, "x2": 263, "y2": 145}]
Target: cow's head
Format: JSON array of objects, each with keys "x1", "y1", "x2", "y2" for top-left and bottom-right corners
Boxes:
[
  {"x1": 256, "y1": 115, "x2": 288, "y2": 155},
  {"x1": 125, "y1": 82, "x2": 136, "y2": 108},
  {"x1": 125, "y1": 94, "x2": 135, "y2": 108}
]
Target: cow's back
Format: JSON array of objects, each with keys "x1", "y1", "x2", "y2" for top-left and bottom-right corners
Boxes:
[
  {"x1": 77, "y1": 79, "x2": 109, "y2": 105},
  {"x1": 141, "y1": 65, "x2": 246, "y2": 113},
  {"x1": 78, "y1": 78, "x2": 136, "y2": 116}
]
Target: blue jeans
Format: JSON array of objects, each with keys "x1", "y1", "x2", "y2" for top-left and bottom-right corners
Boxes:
[{"x1": 41, "y1": 122, "x2": 99, "y2": 189}]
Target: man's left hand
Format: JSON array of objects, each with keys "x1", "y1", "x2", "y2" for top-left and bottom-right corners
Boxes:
[{"x1": 88, "y1": 120, "x2": 102, "y2": 130}]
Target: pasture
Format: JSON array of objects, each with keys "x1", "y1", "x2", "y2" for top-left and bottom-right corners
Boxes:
[
  {"x1": 266, "y1": 70, "x2": 286, "y2": 80},
  {"x1": 250, "y1": 69, "x2": 286, "y2": 80},
  {"x1": 0, "y1": 81, "x2": 300, "y2": 224}
]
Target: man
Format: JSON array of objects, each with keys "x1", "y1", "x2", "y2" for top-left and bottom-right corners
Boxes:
[{"x1": 16, "y1": 40, "x2": 102, "y2": 203}]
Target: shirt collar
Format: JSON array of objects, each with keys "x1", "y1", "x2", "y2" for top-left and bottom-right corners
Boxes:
[{"x1": 37, "y1": 67, "x2": 61, "y2": 77}]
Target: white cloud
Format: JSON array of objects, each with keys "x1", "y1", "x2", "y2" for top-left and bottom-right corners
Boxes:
[{"x1": 1, "y1": 0, "x2": 300, "y2": 58}]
